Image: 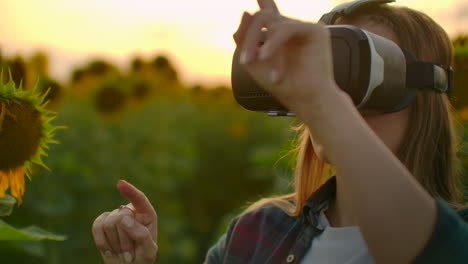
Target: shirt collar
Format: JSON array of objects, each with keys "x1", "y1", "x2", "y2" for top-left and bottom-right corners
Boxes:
[{"x1": 301, "y1": 176, "x2": 337, "y2": 228}]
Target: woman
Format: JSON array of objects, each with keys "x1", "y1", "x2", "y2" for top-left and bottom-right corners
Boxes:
[{"x1": 91, "y1": 0, "x2": 468, "y2": 263}]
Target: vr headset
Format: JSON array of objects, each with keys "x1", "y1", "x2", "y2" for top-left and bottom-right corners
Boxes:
[{"x1": 231, "y1": 0, "x2": 453, "y2": 116}]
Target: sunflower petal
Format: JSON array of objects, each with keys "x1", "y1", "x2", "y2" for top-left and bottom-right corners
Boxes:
[
  {"x1": 0, "y1": 171, "x2": 9, "y2": 198},
  {"x1": 8, "y1": 167, "x2": 25, "y2": 205}
]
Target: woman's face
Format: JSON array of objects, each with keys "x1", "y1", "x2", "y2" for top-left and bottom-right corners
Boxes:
[{"x1": 310, "y1": 21, "x2": 411, "y2": 164}]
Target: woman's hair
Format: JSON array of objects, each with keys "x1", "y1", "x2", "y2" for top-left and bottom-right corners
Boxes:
[{"x1": 243, "y1": 4, "x2": 467, "y2": 217}]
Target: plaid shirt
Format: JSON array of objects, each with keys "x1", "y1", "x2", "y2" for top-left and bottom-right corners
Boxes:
[{"x1": 204, "y1": 177, "x2": 468, "y2": 264}]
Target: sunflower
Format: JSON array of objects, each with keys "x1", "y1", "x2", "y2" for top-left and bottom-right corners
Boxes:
[{"x1": 0, "y1": 71, "x2": 59, "y2": 205}]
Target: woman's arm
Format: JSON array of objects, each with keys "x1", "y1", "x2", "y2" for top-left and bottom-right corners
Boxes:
[{"x1": 297, "y1": 86, "x2": 438, "y2": 264}]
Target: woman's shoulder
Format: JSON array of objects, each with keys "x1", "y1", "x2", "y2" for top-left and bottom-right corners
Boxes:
[
  {"x1": 233, "y1": 198, "x2": 298, "y2": 226},
  {"x1": 224, "y1": 197, "x2": 302, "y2": 241},
  {"x1": 205, "y1": 199, "x2": 303, "y2": 263}
]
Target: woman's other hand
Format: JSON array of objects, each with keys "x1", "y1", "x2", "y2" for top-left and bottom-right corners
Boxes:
[
  {"x1": 234, "y1": 0, "x2": 341, "y2": 117},
  {"x1": 92, "y1": 180, "x2": 158, "y2": 264}
]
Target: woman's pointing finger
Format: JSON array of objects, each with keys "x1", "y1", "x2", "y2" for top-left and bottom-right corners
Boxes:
[
  {"x1": 116, "y1": 180, "x2": 156, "y2": 218},
  {"x1": 257, "y1": 0, "x2": 280, "y2": 13}
]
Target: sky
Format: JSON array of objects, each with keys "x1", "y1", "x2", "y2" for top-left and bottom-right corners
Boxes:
[{"x1": 1, "y1": 0, "x2": 467, "y2": 86}]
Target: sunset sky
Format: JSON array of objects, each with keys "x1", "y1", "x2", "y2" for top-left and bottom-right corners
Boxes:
[{"x1": 1, "y1": 0, "x2": 467, "y2": 86}]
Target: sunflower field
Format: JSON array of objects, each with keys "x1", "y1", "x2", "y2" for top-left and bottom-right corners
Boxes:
[{"x1": 0, "y1": 35, "x2": 467, "y2": 263}]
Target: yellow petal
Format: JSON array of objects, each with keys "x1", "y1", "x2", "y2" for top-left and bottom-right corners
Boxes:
[
  {"x1": 15, "y1": 167, "x2": 25, "y2": 197},
  {"x1": 0, "y1": 170, "x2": 9, "y2": 198},
  {"x1": 8, "y1": 167, "x2": 25, "y2": 205}
]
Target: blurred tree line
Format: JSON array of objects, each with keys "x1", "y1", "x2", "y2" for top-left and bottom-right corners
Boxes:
[
  {"x1": 452, "y1": 35, "x2": 468, "y2": 110},
  {"x1": 0, "y1": 33, "x2": 467, "y2": 263}
]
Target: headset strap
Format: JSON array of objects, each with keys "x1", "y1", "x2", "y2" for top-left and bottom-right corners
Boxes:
[
  {"x1": 321, "y1": 0, "x2": 453, "y2": 95},
  {"x1": 406, "y1": 62, "x2": 453, "y2": 93},
  {"x1": 319, "y1": 0, "x2": 395, "y2": 25}
]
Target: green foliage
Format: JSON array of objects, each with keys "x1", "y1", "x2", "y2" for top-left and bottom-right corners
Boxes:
[
  {"x1": 455, "y1": 46, "x2": 468, "y2": 57},
  {"x1": 2, "y1": 89, "x2": 296, "y2": 263},
  {"x1": 0, "y1": 220, "x2": 65, "y2": 241},
  {"x1": 0, "y1": 195, "x2": 16, "y2": 217},
  {"x1": 454, "y1": 35, "x2": 468, "y2": 57},
  {"x1": 450, "y1": 35, "x2": 468, "y2": 109},
  {"x1": 0, "y1": 194, "x2": 65, "y2": 263}
]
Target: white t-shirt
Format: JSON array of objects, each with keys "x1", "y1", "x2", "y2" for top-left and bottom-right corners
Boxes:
[{"x1": 300, "y1": 207, "x2": 374, "y2": 263}]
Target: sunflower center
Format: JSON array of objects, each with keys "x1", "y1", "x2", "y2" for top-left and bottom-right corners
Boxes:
[{"x1": 0, "y1": 100, "x2": 41, "y2": 170}]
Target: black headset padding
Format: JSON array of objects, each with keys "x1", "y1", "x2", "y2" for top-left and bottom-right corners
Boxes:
[{"x1": 382, "y1": 49, "x2": 418, "y2": 113}]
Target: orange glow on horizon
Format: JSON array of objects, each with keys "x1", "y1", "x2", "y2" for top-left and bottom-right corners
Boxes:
[{"x1": 0, "y1": 0, "x2": 466, "y2": 85}]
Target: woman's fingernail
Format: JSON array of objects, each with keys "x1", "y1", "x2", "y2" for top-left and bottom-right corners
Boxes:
[
  {"x1": 271, "y1": 69, "x2": 280, "y2": 83},
  {"x1": 123, "y1": 252, "x2": 133, "y2": 263},
  {"x1": 240, "y1": 51, "x2": 251, "y2": 64},
  {"x1": 117, "y1": 180, "x2": 126, "y2": 186},
  {"x1": 122, "y1": 216, "x2": 134, "y2": 228},
  {"x1": 104, "y1": 251, "x2": 113, "y2": 257}
]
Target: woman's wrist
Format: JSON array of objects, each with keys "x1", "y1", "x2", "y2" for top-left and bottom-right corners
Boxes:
[
  {"x1": 293, "y1": 82, "x2": 361, "y2": 166},
  {"x1": 293, "y1": 82, "x2": 352, "y2": 127}
]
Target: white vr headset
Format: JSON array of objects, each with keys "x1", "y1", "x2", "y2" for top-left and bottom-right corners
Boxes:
[{"x1": 231, "y1": 0, "x2": 453, "y2": 116}]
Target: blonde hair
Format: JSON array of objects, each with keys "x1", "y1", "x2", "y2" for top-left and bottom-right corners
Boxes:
[{"x1": 244, "y1": 4, "x2": 467, "y2": 217}]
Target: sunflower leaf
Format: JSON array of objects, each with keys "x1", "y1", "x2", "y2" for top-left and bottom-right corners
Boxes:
[
  {"x1": 0, "y1": 220, "x2": 66, "y2": 241},
  {"x1": 0, "y1": 195, "x2": 16, "y2": 216},
  {"x1": 0, "y1": 240, "x2": 46, "y2": 257}
]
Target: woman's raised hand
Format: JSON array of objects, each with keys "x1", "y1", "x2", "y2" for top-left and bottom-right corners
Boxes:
[
  {"x1": 234, "y1": 0, "x2": 341, "y2": 116},
  {"x1": 92, "y1": 180, "x2": 158, "y2": 264}
]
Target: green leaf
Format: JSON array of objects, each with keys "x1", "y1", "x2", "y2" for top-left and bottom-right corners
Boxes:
[
  {"x1": 0, "y1": 220, "x2": 66, "y2": 241},
  {"x1": 0, "y1": 240, "x2": 46, "y2": 257},
  {"x1": 0, "y1": 195, "x2": 16, "y2": 216}
]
